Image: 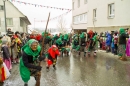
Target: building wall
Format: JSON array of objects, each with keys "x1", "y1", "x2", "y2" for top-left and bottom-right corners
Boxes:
[
  {"x1": 72, "y1": 0, "x2": 130, "y2": 33},
  {"x1": 0, "y1": 0, "x2": 24, "y2": 18},
  {"x1": 0, "y1": 17, "x2": 21, "y2": 32},
  {"x1": 0, "y1": 0, "x2": 27, "y2": 33},
  {"x1": 72, "y1": 0, "x2": 88, "y2": 29},
  {"x1": 87, "y1": 0, "x2": 130, "y2": 27}
]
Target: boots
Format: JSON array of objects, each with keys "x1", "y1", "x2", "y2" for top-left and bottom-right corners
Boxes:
[
  {"x1": 94, "y1": 52, "x2": 96, "y2": 56},
  {"x1": 24, "y1": 83, "x2": 28, "y2": 86},
  {"x1": 53, "y1": 65, "x2": 56, "y2": 70},
  {"x1": 46, "y1": 66, "x2": 49, "y2": 72},
  {"x1": 121, "y1": 57, "x2": 127, "y2": 61},
  {"x1": 35, "y1": 81, "x2": 40, "y2": 86},
  {"x1": 67, "y1": 52, "x2": 69, "y2": 56},
  {"x1": 118, "y1": 57, "x2": 122, "y2": 59},
  {"x1": 84, "y1": 52, "x2": 86, "y2": 57},
  {"x1": 88, "y1": 52, "x2": 90, "y2": 56},
  {"x1": 78, "y1": 52, "x2": 80, "y2": 56}
]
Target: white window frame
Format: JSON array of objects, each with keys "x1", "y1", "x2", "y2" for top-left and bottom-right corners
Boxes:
[
  {"x1": 78, "y1": 0, "x2": 80, "y2": 8},
  {"x1": 6, "y1": 18, "x2": 13, "y2": 26},
  {"x1": 93, "y1": 9, "x2": 97, "y2": 21},
  {"x1": 73, "y1": 13, "x2": 87, "y2": 24},
  {"x1": 108, "y1": 3, "x2": 115, "y2": 18},
  {"x1": 84, "y1": 13, "x2": 87, "y2": 23}
]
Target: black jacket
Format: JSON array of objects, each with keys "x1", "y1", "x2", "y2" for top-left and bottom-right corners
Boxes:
[
  {"x1": 119, "y1": 33, "x2": 129, "y2": 44},
  {"x1": 1, "y1": 46, "x2": 10, "y2": 59},
  {"x1": 22, "y1": 51, "x2": 40, "y2": 69}
]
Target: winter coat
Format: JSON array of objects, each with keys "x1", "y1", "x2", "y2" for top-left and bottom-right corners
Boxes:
[{"x1": 106, "y1": 33, "x2": 112, "y2": 46}]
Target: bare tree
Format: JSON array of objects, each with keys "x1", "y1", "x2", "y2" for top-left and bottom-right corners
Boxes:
[{"x1": 57, "y1": 16, "x2": 67, "y2": 33}]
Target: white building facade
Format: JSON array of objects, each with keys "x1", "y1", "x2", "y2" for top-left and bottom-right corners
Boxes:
[
  {"x1": 72, "y1": 0, "x2": 130, "y2": 33},
  {"x1": 0, "y1": 0, "x2": 31, "y2": 34}
]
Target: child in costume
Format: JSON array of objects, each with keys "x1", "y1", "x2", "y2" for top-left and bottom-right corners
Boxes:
[
  {"x1": 0, "y1": 54, "x2": 10, "y2": 82},
  {"x1": 46, "y1": 45, "x2": 60, "y2": 72},
  {"x1": 1, "y1": 40, "x2": 12, "y2": 71}
]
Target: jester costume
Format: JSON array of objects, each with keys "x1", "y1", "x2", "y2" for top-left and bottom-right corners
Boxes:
[
  {"x1": 20, "y1": 39, "x2": 43, "y2": 86},
  {"x1": 11, "y1": 34, "x2": 22, "y2": 63}
]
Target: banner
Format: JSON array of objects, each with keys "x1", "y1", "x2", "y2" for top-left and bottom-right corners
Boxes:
[{"x1": 10, "y1": 0, "x2": 72, "y2": 11}]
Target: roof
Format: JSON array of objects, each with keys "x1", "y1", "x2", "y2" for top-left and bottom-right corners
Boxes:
[
  {"x1": 9, "y1": 1, "x2": 31, "y2": 25},
  {"x1": 20, "y1": 16, "x2": 31, "y2": 25}
]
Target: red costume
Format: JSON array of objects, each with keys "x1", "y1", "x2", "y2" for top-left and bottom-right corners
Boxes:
[
  {"x1": 36, "y1": 34, "x2": 42, "y2": 41},
  {"x1": 46, "y1": 45, "x2": 60, "y2": 71}
]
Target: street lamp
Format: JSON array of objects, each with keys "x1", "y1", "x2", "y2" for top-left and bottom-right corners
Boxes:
[{"x1": 3, "y1": 0, "x2": 8, "y2": 32}]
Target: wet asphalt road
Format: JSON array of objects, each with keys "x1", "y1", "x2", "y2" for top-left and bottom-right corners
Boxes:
[{"x1": 2, "y1": 50, "x2": 130, "y2": 86}]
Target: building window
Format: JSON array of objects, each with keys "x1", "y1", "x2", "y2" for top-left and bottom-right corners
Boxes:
[
  {"x1": 93, "y1": 9, "x2": 97, "y2": 21},
  {"x1": 78, "y1": 0, "x2": 80, "y2": 7},
  {"x1": 20, "y1": 19, "x2": 24, "y2": 27},
  {"x1": 84, "y1": 0, "x2": 87, "y2": 4},
  {"x1": 6, "y1": 18, "x2": 13, "y2": 26},
  {"x1": 73, "y1": 13, "x2": 87, "y2": 24},
  {"x1": 73, "y1": 2, "x2": 74, "y2": 10},
  {"x1": 108, "y1": 3, "x2": 115, "y2": 18},
  {"x1": 0, "y1": 5, "x2": 4, "y2": 11}
]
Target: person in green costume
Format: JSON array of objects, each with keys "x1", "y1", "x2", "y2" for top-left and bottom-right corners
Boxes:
[
  {"x1": 56, "y1": 37, "x2": 63, "y2": 48},
  {"x1": 63, "y1": 34, "x2": 69, "y2": 46},
  {"x1": 118, "y1": 28, "x2": 129, "y2": 61},
  {"x1": 72, "y1": 34, "x2": 80, "y2": 55},
  {"x1": 19, "y1": 39, "x2": 44, "y2": 86},
  {"x1": 79, "y1": 32, "x2": 87, "y2": 56},
  {"x1": 88, "y1": 34, "x2": 99, "y2": 56},
  {"x1": 52, "y1": 34, "x2": 59, "y2": 45}
]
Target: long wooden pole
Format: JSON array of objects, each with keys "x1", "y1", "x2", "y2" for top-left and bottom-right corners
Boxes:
[
  {"x1": 41, "y1": 12, "x2": 50, "y2": 64},
  {"x1": 36, "y1": 12, "x2": 50, "y2": 86}
]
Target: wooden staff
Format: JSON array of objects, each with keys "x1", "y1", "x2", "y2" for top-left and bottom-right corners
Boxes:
[
  {"x1": 36, "y1": 12, "x2": 50, "y2": 86},
  {"x1": 40, "y1": 12, "x2": 50, "y2": 65}
]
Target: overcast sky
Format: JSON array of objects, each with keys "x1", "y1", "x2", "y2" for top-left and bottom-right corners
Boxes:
[{"x1": 11, "y1": 0, "x2": 72, "y2": 30}]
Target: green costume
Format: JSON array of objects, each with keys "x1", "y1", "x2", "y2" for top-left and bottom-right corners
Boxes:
[
  {"x1": 88, "y1": 35, "x2": 98, "y2": 51},
  {"x1": 118, "y1": 28, "x2": 126, "y2": 56},
  {"x1": 72, "y1": 35, "x2": 80, "y2": 51},
  {"x1": 119, "y1": 28, "x2": 125, "y2": 36},
  {"x1": 64, "y1": 34, "x2": 69, "y2": 41},
  {"x1": 56, "y1": 38, "x2": 63, "y2": 47},
  {"x1": 19, "y1": 39, "x2": 41, "y2": 82},
  {"x1": 42, "y1": 32, "x2": 48, "y2": 37},
  {"x1": 80, "y1": 32, "x2": 85, "y2": 39}
]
